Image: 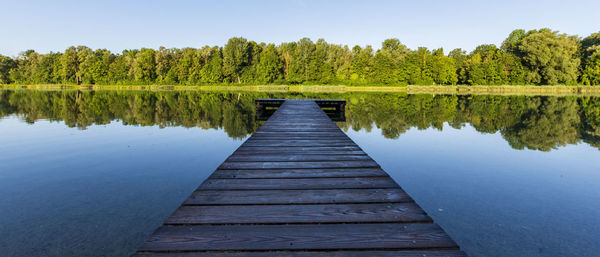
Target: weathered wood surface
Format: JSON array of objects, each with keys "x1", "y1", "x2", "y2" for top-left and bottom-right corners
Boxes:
[
  {"x1": 138, "y1": 224, "x2": 456, "y2": 251},
  {"x1": 133, "y1": 100, "x2": 465, "y2": 256},
  {"x1": 183, "y1": 188, "x2": 413, "y2": 205},
  {"x1": 198, "y1": 177, "x2": 398, "y2": 190},
  {"x1": 134, "y1": 251, "x2": 465, "y2": 257},
  {"x1": 165, "y1": 203, "x2": 432, "y2": 224},
  {"x1": 210, "y1": 167, "x2": 387, "y2": 178}
]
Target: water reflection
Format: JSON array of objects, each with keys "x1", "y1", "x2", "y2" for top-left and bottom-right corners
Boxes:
[{"x1": 1, "y1": 89, "x2": 599, "y2": 151}]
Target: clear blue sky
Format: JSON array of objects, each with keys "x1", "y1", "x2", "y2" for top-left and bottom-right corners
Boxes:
[{"x1": 1, "y1": 0, "x2": 599, "y2": 56}]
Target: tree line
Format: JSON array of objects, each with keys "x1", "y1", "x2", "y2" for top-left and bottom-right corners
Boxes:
[
  {"x1": 1, "y1": 28, "x2": 599, "y2": 86},
  {"x1": 1, "y1": 89, "x2": 599, "y2": 150}
]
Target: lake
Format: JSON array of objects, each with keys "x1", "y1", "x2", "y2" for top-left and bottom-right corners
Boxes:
[{"x1": 1, "y1": 89, "x2": 599, "y2": 257}]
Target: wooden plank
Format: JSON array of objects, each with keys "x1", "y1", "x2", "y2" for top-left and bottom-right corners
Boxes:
[
  {"x1": 247, "y1": 133, "x2": 344, "y2": 137},
  {"x1": 137, "y1": 223, "x2": 458, "y2": 251},
  {"x1": 244, "y1": 139, "x2": 355, "y2": 143},
  {"x1": 218, "y1": 160, "x2": 379, "y2": 169},
  {"x1": 261, "y1": 124, "x2": 337, "y2": 127},
  {"x1": 264, "y1": 120, "x2": 335, "y2": 122},
  {"x1": 209, "y1": 168, "x2": 387, "y2": 178},
  {"x1": 252, "y1": 131, "x2": 346, "y2": 136},
  {"x1": 257, "y1": 128, "x2": 341, "y2": 132},
  {"x1": 267, "y1": 115, "x2": 330, "y2": 117},
  {"x1": 249, "y1": 136, "x2": 350, "y2": 140},
  {"x1": 262, "y1": 123, "x2": 340, "y2": 126},
  {"x1": 263, "y1": 121, "x2": 335, "y2": 123},
  {"x1": 198, "y1": 177, "x2": 398, "y2": 190},
  {"x1": 256, "y1": 128, "x2": 343, "y2": 132},
  {"x1": 133, "y1": 250, "x2": 467, "y2": 257},
  {"x1": 263, "y1": 119, "x2": 336, "y2": 122},
  {"x1": 226, "y1": 154, "x2": 370, "y2": 162},
  {"x1": 259, "y1": 124, "x2": 339, "y2": 127},
  {"x1": 254, "y1": 130, "x2": 344, "y2": 134},
  {"x1": 166, "y1": 203, "x2": 432, "y2": 225},
  {"x1": 241, "y1": 141, "x2": 357, "y2": 147},
  {"x1": 183, "y1": 188, "x2": 413, "y2": 205},
  {"x1": 235, "y1": 146, "x2": 363, "y2": 152},
  {"x1": 258, "y1": 125, "x2": 340, "y2": 129},
  {"x1": 233, "y1": 150, "x2": 367, "y2": 155},
  {"x1": 250, "y1": 132, "x2": 346, "y2": 137}
]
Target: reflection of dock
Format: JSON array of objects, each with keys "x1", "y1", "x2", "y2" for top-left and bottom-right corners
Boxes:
[
  {"x1": 133, "y1": 99, "x2": 465, "y2": 256},
  {"x1": 256, "y1": 98, "x2": 346, "y2": 121}
]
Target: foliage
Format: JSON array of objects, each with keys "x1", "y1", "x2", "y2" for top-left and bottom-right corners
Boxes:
[
  {"x1": 2, "y1": 29, "x2": 600, "y2": 86},
  {"x1": 581, "y1": 32, "x2": 600, "y2": 85},
  {"x1": 0, "y1": 54, "x2": 16, "y2": 83},
  {"x1": 223, "y1": 37, "x2": 251, "y2": 83},
  {"x1": 505, "y1": 28, "x2": 580, "y2": 84},
  {"x1": 256, "y1": 44, "x2": 283, "y2": 83}
]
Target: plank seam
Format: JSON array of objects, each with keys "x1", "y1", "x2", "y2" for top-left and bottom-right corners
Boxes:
[
  {"x1": 181, "y1": 201, "x2": 417, "y2": 206},
  {"x1": 162, "y1": 221, "x2": 436, "y2": 226},
  {"x1": 135, "y1": 247, "x2": 462, "y2": 253}
]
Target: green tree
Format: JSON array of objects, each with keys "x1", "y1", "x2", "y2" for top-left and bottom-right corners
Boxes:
[
  {"x1": 498, "y1": 51, "x2": 527, "y2": 84},
  {"x1": 350, "y1": 45, "x2": 373, "y2": 82},
  {"x1": 176, "y1": 48, "x2": 196, "y2": 84},
  {"x1": 287, "y1": 38, "x2": 317, "y2": 83},
  {"x1": 581, "y1": 47, "x2": 600, "y2": 85},
  {"x1": 328, "y1": 44, "x2": 352, "y2": 82},
  {"x1": 75, "y1": 46, "x2": 93, "y2": 84},
  {"x1": 34, "y1": 52, "x2": 61, "y2": 83},
  {"x1": 187, "y1": 49, "x2": 203, "y2": 84},
  {"x1": 312, "y1": 39, "x2": 332, "y2": 83},
  {"x1": 133, "y1": 48, "x2": 157, "y2": 82},
  {"x1": 466, "y1": 45, "x2": 502, "y2": 85},
  {"x1": 155, "y1": 47, "x2": 176, "y2": 83},
  {"x1": 278, "y1": 42, "x2": 295, "y2": 82},
  {"x1": 9, "y1": 50, "x2": 41, "y2": 84},
  {"x1": 501, "y1": 29, "x2": 526, "y2": 53},
  {"x1": 512, "y1": 29, "x2": 580, "y2": 84},
  {"x1": 372, "y1": 39, "x2": 410, "y2": 84},
  {"x1": 0, "y1": 54, "x2": 17, "y2": 84},
  {"x1": 223, "y1": 37, "x2": 250, "y2": 83},
  {"x1": 256, "y1": 44, "x2": 283, "y2": 83},
  {"x1": 108, "y1": 50, "x2": 136, "y2": 84},
  {"x1": 412, "y1": 47, "x2": 434, "y2": 84},
  {"x1": 580, "y1": 32, "x2": 600, "y2": 85},
  {"x1": 78, "y1": 48, "x2": 114, "y2": 84},
  {"x1": 60, "y1": 46, "x2": 83, "y2": 84},
  {"x1": 449, "y1": 48, "x2": 469, "y2": 84},
  {"x1": 465, "y1": 44, "x2": 526, "y2": 85},
  {"x1": 199, "y1": 46, "x2": 224, "y2": 83},
  {"x1": 580, "y1": 32, "x2": 600, "y2": 60},
  {"x1": 431, "y1": 48, "x2": 457, "y2": 85},
  {"x1": 240, "y1": 41, "x2": 261, "y2": 82},
  {"x1": 95, "y1": 50, "x2": 115, "y2": 84}
]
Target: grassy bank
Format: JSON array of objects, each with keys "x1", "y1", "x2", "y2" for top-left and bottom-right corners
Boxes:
[{"x1": 3, "y1": 84, "x2": 600, "y2": 95}]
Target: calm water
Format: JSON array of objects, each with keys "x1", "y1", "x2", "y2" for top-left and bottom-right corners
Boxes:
[{"x1": 1, "y1": 89, "x2": 599, "y2": 256}]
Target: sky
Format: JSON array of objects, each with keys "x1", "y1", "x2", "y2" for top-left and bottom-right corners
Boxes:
[{"x1": 1, "y1": 0, "x2": 599, "y2": 56}]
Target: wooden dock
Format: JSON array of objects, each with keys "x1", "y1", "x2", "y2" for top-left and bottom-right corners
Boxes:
[{"x1": 133, "y1": 99, "x2": 465, "y2": 257}]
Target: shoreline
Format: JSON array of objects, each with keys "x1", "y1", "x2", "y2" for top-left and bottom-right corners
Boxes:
[{"x1": 3, "y1": 84, "x2": 600, "y2": 96}]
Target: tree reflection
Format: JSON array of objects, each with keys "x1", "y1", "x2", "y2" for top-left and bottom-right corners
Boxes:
[{"x1": 1, "y1": 89, "x2": 599, "y2": 150}]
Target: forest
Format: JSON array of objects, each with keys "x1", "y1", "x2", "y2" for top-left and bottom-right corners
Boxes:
[
  {"x1": 1, "y1": 28, "x2": 599, "y2": 86},
  {"x1": 1, "y1": 89, "x2": 599, "y2": 151}
]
